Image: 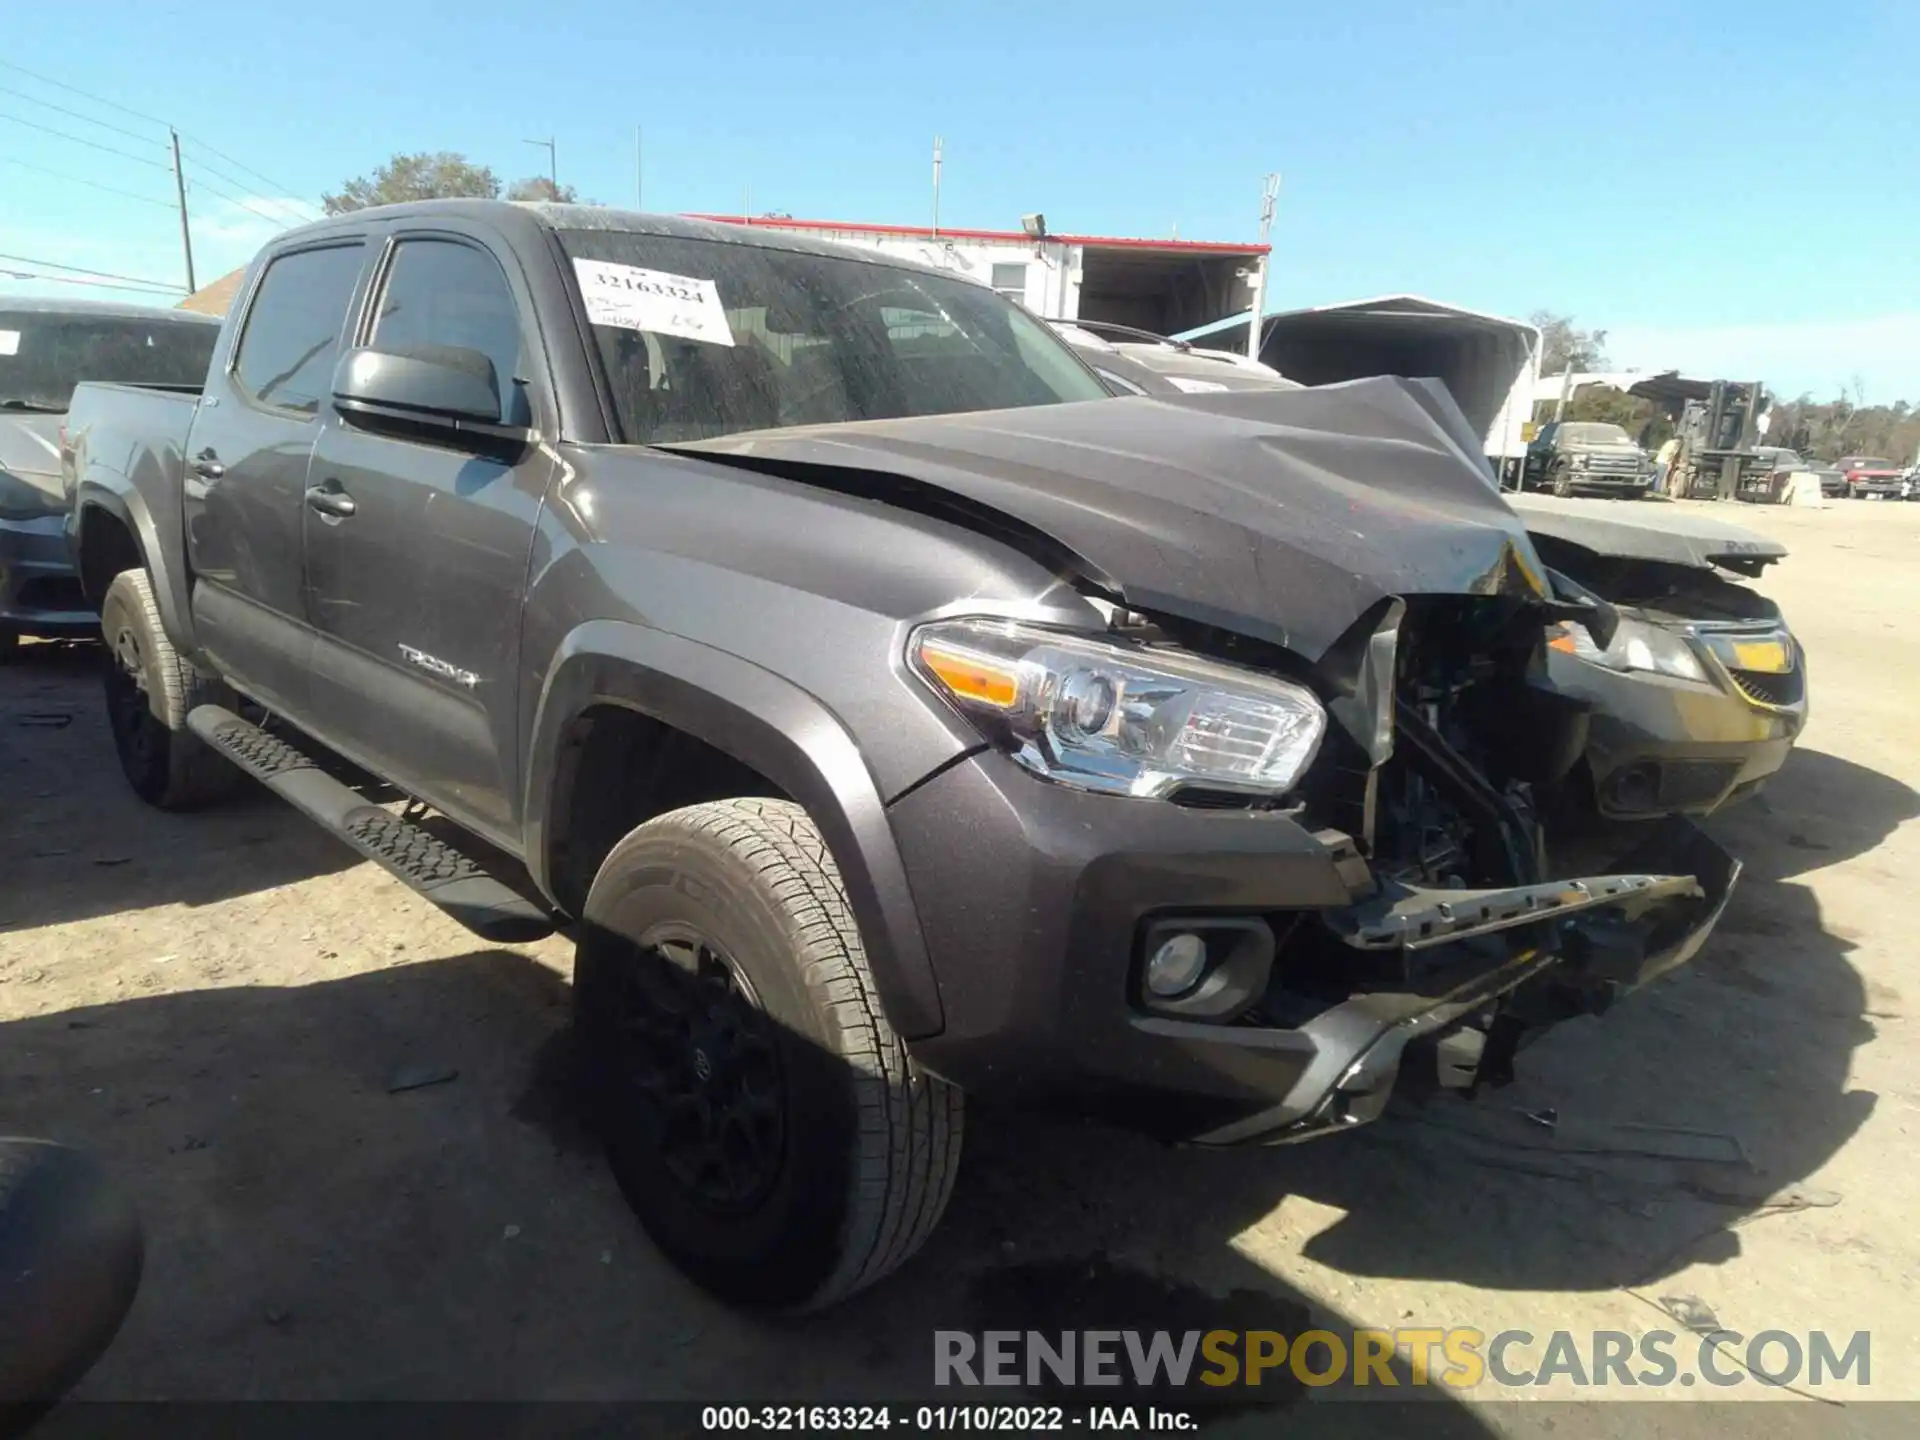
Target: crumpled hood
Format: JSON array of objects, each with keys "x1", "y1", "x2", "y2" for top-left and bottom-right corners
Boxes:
[
  {"x1": 669, "y1": 376, "x2": 1551, "y2": 660},
  {"x1": 1509, "y1": 493, "x2": 1786, "y2": 571},
  {"x1": 0, "y1": 414, "x2": 65, "y2": 512}
]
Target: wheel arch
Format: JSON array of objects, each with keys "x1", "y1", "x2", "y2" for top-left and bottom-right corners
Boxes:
[
  {"x1": 73, "y1": 486, "x2": 195, "y2": 652},
  {"x1": 524, "y1": 621, "x2": 945, "y2": 1040}
]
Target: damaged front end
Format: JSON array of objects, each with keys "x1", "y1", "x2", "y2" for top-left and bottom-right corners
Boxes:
[
  {"x1": 673, "y1": 380, "x2": 1741, "y2": 1143},
  {"x1": 1172, "y1": 592, "x2": 1741, "y2": 1146}
]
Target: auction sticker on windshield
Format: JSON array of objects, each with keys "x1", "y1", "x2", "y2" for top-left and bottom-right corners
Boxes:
[
  {"x1": 0, "y1": 330, "x2": 19, "y2": 357},
  {"x1": 572, "y1": 259, "x2": 735, "y2": 347}
]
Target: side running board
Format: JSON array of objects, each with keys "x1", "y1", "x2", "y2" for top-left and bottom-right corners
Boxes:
[{"x1": 186, "y1": 705, "x2": 554, "y2": 944}]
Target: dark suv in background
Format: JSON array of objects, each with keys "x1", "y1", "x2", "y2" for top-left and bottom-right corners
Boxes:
[{"x1": 1, "y1": 298, "x2": 218, "y2": 659}]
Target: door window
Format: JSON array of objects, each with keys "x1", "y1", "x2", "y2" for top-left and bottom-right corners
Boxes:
[
  {"x1": 369, "y1": 238, "x2": 527, "y2": 423},
  {"x1": 232, "y1": 244, "x2": 367, "y2": 415}
]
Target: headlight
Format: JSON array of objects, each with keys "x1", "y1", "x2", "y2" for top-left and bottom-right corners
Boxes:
[
  {"x1": 1549, "y1": 617, "x2": 1708, "y2": 682},
  {"x1": 1570, "y1": 453, "x2": 1590, "y2": 469},
  {"x1": 910, "y1": 618, "x2": 1326, "y2": 800}
]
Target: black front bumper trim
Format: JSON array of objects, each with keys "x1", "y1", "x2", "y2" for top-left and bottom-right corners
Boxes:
[
  {"x1": 1327, "y1": 871, "x2": 1704, "y2": 952},
  {"x1": 1181, "y1": 818, "x2": 1741, "y2": 1147}
]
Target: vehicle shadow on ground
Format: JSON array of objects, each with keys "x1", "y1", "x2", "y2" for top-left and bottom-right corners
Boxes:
[
  {"x1": 1, "y1": 951, "x2": 1490, "y2": 1434},
  {"x1": 3, "y1": 745, "x2": 1904, "y2": 1428},
  {"x1": 0, "y1": 642, "x2": 359, "y2": 933}
]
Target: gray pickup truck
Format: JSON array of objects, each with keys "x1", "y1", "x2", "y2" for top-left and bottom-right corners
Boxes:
[{"x1": 65, "y1": 200, "x2": 1738, "y2": 1311}]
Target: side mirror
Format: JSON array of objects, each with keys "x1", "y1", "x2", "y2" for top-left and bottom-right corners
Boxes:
[{"x1": 332, "y1": 345, "x2": 514, "y2": 439}]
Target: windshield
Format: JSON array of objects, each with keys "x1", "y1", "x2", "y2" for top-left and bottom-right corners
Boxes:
[
  {"x1": 1559, "y1": 422, "x2": 1635, "y2": 446},
  {"x1": 560, "y1": 230, "x2": 1109, "y2": 444},
  {"x1": 0, "y1": 311, "x2": 218, "y2": 412}
]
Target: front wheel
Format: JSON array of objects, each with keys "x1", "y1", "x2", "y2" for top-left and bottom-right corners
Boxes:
[
  {"x1": 1549, "y1": 463, "x2": 1576, "y2": 498},
  {"x1": 99, "y1": 569, "x2": 238, "y2": 810},
  {"x1": 574, "y1": 797, "x2": 963, "y2": 1310}
]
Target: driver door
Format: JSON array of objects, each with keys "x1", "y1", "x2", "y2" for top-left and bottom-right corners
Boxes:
[{"x1": 301, "y1": 230, "x2": 556, "y2": 846}]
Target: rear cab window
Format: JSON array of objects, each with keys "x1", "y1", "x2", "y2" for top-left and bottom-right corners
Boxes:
[{"x1": 231, "y1": 244, "x2": 368, "y2": 415}]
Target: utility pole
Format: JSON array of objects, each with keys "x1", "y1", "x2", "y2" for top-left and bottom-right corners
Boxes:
[
  {"x1": 635, "y1": 125, "x2": 643, "y2": 211},
  {"x1": 1245, "y1": 173, "x2": 1280, "y2": 360},
  {"x1": 932, "y1": 135, "x2": 943, "y2": 237},
  {"x1": 169, "y1": 128, "x2": 196, "y2": 294},
  {"x1": 524, "y1": 136, "x2": 557, "y2": 195}
]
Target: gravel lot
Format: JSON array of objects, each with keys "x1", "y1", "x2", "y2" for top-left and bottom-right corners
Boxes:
[{"x1": 3, "y1": 498, "x2": 1916, "y2": 1435}]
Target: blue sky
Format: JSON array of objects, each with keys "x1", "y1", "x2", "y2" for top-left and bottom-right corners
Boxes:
[{"x1": 4, "y1": 0, "x2": 1915, "y2": 400}]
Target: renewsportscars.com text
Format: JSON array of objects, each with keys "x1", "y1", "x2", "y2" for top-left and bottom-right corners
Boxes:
[{"x1": 934, "y1": 1327, "x2": 1871, "y2": 1392}]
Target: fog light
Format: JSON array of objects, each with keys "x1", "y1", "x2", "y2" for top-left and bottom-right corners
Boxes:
[{"x1": 1145, "y1": 932, "x2": 1209, "y2": 998}]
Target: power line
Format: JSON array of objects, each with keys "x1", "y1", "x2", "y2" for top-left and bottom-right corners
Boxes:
[
  {"x1": 0, "y1": 58, "x2": 169, "y2": 128},
  {"x1": 0, "y1": 82, "x2": 162, "y2": 146},
  {"x1": 0, "y1": 267, "x2": 182, "y2": 297},
  {"x1": 183, "y1": 171, "x2": 307, "y2": 232},
  {"x1": 0, "y1": 251, "x2": 185, "y2": 293},
  {"x1": 0, "y1": 59, "x2": 319, "y2": 221},
  {"x1": 0, "y1": 110, "x2": 170, "y2": 170},
  {"x1": 177, "y1": 151, "x2": 318, "y2": 226},
  {"x1": 178, "y1": 136, "x2": 317, "y2": 219},
  {"x1": 0, "y1": 155, "x2": 175, "y2": 208}
]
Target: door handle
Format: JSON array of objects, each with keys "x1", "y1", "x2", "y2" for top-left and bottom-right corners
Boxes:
[
  {"x1": 304, "y1": 483, "x2": 357, "y2": 519},
  {"x1": 190, "y1": 457, "x2": 224, "y2": 480}
]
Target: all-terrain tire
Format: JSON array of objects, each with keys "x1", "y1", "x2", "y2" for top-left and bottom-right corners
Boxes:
[
  {"x1": 1550, "y1": 462, "x2": 1575, "y2": 498},
  {"x1": 99, "y1": 569, "x2": 238, "y2": 811},
  {"x1": 574, "y1": 797, "x2": 962, "y2": 1310}
]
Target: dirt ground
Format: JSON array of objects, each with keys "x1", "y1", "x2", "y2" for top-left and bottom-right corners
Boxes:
[{"x1": 3, "y1": 498, "x2": 1918, "y2": 1435}]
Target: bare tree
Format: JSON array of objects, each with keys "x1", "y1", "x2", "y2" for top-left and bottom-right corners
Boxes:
[
  {"x1": 1529, "y1": 310, "x2": 1610, "y2": 375},
  {"x1": 323, "y1": 152, "x2": 501, "y2": 215},
  {"x1": 506, "y1": 176, "x2": 584, "y2": 204}
]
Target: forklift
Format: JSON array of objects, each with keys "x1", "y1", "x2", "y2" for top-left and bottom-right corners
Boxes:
[{"x1": 1652, "y1": 378, "x2": 1774, "y2": 501}]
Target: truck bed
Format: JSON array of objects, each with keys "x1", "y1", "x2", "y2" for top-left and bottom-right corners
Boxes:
[
  {"x1": 63, "y1": 382, "x2": 207, "y2": 640},
  {"x1": 66, "y1": 380, "x2": 201, "y2": 457}
]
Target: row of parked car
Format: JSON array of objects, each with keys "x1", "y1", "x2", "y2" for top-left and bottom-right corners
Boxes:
[{"x1": 10, "y1": 204, "x2": 1803, "y2": 1310}]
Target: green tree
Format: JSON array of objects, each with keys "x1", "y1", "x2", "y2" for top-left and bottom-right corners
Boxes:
[
  {"x1": 506, "y1": 176, "x2": 583, "y2": 203},
  {"x1": 322, "y1": 152, "x2": 501, "y2": 215},
  {"x1": 1529, "y1": 310, "x2": 1610, "y2": 376}
]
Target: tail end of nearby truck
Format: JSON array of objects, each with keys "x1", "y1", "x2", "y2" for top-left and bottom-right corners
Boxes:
[{"x1": 62, "y1": 382, "x2": 210, "y2": 655}]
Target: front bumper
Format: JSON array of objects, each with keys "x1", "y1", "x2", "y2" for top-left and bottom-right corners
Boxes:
[
  {"x1": 889, "y1": 751, "x2": 1739, "y2": 1145},
  {"x1": 1544, "y1": 640, "x2": 1807, "y2": 819},
  {"x1": 1563, "y1": 471, "x2": 1652, "y2": 496},
  {"x1": 0, "y1": 513, "x2": 94, "y2": 638},
  {"x1": 1848, "y1": 479, "x2": 1907, "y2": 499}
]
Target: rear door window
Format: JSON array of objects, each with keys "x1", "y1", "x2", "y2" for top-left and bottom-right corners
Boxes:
[{"x1": 232, "y1": 244, "x2": 367, "y2": 415}]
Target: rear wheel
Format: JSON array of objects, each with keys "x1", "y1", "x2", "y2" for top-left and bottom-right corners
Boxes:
[
  {"x1": 99, "y1": 569, "x2": 238, "y2": 811},
  {"x1": 574, "y1": 797, "x2": 962, "y2": 1310}
]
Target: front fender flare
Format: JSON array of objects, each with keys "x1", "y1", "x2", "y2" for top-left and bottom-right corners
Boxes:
[{"x1": 523, "y1": 621, "x2": 945, "y2": 1040}]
